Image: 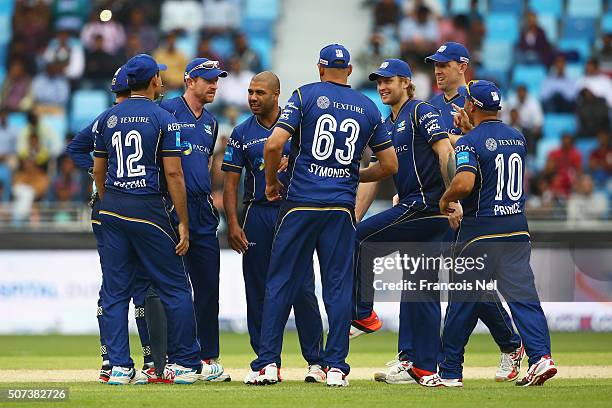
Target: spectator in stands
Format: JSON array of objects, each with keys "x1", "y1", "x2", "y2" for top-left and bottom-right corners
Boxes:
[
  {"x1": 0, "y1": 109, "x2": 17, "y2": 202},
  {"x1": 125, "y1": 9, "x2": 158, "y2": 54},
  {"x1": 201, "y1": 0, "x2": 241, "y2": 37},
  {"x1": 123, "y1": 33, "x2": 144, "y2": 60},
  {"x1": 503, "y1": 84, "x2": 543, "y2": 141},
  {"x1": 355, "y1": 32, "x2": 399, "y2": 88},
  {"x1": 31, "y1": 61, "x2": 70, "y2": 115},
  {"x1": 51, "y1": 0, "x2": 90, "y2": 32},
  {"x1": 567, "y1": 174, "x2": 608, "y2": 222},
  {"x1": 526, "y1": 176, "x2": 558, "y2": 218},
  {"x1": 508, "y1": 107, "x2": 536, "y2": 154},
  {"x1": 215, "y1": 57, "x2": 252, "y2": 112},
  {"x1": 12, "y1": 1, "x2": 51, "y2": 57},
  {"x1": 11, "y1": 158, "x2": 50, "y2": 224},
  {"x1": 0, "y1": 60, "x2": 33, "y2": 112},
  {"x1": 197, "y1": 37, "x2": 224, "y2": 67},
  {"x1": 16, "y1": 112, "x2": 60, "y2": 170},
  {"x1": 160, "y1": 0, "x2": 203, "y2": 33},
  {"x1": 153, "y1": 30, "x2": 189, "y2": 91},
  {"x1": 517, "y1": 10, "x2": 554, "y2": 66},
  {"x1": 52, "y1": 154, "x2": 82, "y2": 203},
  {"x1": 592, "y1": 33, "x2": 612, "y2": 76},
  {"x1": 42, "y1": 26, "x2": 85, "y2": 85},
  {"x1": 466, "y1": 0, "x2": 485, "y2": 53},
  {"x1": 540, "y1": 54, "x2": 576, "y2": 113},
  {"x1": 575, "y1": 58, "x2": 612, "y2": 107},
  {"x1": 84, "y1": 34, "x2": 123, "y2": 88},
  {"x1": 234, "y1": 33, "x2": 262, "y2": 73},
  {"x1": 373, "y1": 0, "x2": 401, "y2": 29},
  {"x1": 411, "y1": 64, "x2": 432, "y2": 101},
  {"x1": 80, "y1": 9, "x2": 127, "y2": 54},
  {"x1": 575, "y1": 87, "x2": 610, "y2": 138},
  {"x1": 438, "y1": 14, "x2": 470, "y2": 46},
  {"x1": 404, "y1": 0, "x2": 442, "y2": 19},
  {"x1": 589, "y1": 130, "x2": 612, "y2": 188},
  {"x1": 543, "y1": 133, "x2": 582, "y2": 198},
  {"x1": 399, "y1": 5, "x2": 439, "y2": 64}
]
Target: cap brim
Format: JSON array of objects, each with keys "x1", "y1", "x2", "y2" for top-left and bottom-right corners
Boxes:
[
  {"x1": 368, "y1": 69, "x2": 396, "y2": 81},
  {"x1": 158, "y1": 64, "x2": 167, "y2": 71},
  {"x1": 425, "y1": 53, "x2": 453, "y2": 63}
]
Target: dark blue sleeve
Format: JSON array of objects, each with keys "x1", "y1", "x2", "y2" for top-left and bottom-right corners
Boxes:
[
  {"x1": 66, "y1": 118, "x2": 98, "y2": 169},
  {"x1": 221, "y1": 127, "x2": 245, "y2": 173},
  {"x1": 159, "y1": 110, "x2": 183, "y2": 157},
  {"x1": 455, "y1": 137, "x2": 478, "y2": 175},
  {"x1": 414, "y1": 102, "x2": 449, "y2": 144},
  {"x1": 276, "y1": 89, "x2": 302, "y2": 134}
]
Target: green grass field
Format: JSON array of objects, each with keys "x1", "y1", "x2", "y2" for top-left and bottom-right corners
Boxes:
[{"x1": 1, "y1": 332, "x2": 611, "y2": 407}]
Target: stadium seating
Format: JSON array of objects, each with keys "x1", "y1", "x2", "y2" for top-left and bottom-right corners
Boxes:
[
  {"x1": 485, "y1": 13, "x2": 520, "y2": 43},
  {"x1": 244, "y1": 0, "x2": 279, "y2": 20},
  {"x1": 249, "y1": 36, "x2": 272, "y2": 70},
  {"x1": 543, "y1": 114, "x2": 577, "y2": 141},
  {"x1": 566, "y1": 0, "x2": 603, "y2": 18},
  {"x1": 361, "y1": 89, "x2": 390, "y2": 116},
  {"x1": 481, "y1": 40, "x2": 514, "y2": 71},
  {"x1": 558, "y1": 38, "x2": 592, "y2": 62},
  {"x1": 528, "y1": 0, "x2": 563, "y2": 18},
  {"x1": 176, "y1": 33, "x2": 198, "y2": 60},
  {"x1": 562, "y1": 17, "x2": 597, "y2": 41},
  {"x1": 602, "y1": 13, "x2": 612, "y2": 33},
  {"x1": 490, "y1": 0, "x2": 523, "y2": 15},
  {"x1": 7, "y1": 112, "x2": 27, "y2": 129},
  {"x1": 538, "y1": 14, "x2": 558, "y2": 42},
  {"x1": 575, "y1": 138, "x2": 598, "y2": 168},
  {"x1": 449, "y1": 0, "x2": 487, "y2": 14},
  {"x1": 565, "y1": 62, "x2": 585, "y2": 80},
  {"x1": 535, "y1": 138, "x2": 560, "y2": 170},
  {"x1": 512, "y1": 64, "x2": 547, "y2": 95},
  {"x1": 211, "y1": 36, "x2": 234, "y2": 60},
  {"x1": 475, "y1": 67, "x2": 509, "y2": 90},
  {"x1": 40, "y1": 114, "x2": 68, "y2": 146},
  {"x1": 70, "y1": 90, "x2": 109, "y2": 133}
]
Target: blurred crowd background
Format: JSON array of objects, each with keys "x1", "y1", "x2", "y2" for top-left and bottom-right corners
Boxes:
[{"x1": 0, "y1": 0, "x2": 610, "y2": 232}]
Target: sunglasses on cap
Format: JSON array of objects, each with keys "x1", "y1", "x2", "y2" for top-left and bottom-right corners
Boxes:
[{"x1": 184, "y1": 60, "x2": 221, "y2": 79}]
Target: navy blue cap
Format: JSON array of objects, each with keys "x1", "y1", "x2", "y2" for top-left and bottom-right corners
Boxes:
[
  {"x1": 184, "y1": 58, "x2": 228, "y2": 81},
  {"x1": 318, "y1": 44, "x2": 351, "y2": 68},
  {"x1": 369, "y1": 58, "x2": 412, "y2": 81},
  {"x1": 125, "y1": 54, "x2": 167, "y2": 85},
  {"x1": 425, "y1": 42, "x2": 470, "y2": 64},
  {"x1": 458, "y1": 80, "x2": 502, "y2": 111},
  {"x1": 110, "y1": 66, "x2": 129, "y2": 93}
]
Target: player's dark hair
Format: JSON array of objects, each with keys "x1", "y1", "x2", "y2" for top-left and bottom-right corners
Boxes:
[
  {"x1": 116, "y1": 90, "x2": 131, "y2": 98},
  {"x1": 129, "y1": 76, "x2": 154, "y2": 92}
]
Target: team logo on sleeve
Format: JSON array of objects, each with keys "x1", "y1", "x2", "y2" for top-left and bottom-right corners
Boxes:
[
  {"x1": 317, "y1": 96, "x2": 330, "y2": 109},
  {"x1": 107, "y1": 115, "x2": 118, "y2": 129},
  {"x1": 485, "y1": 138, "x2": 498, "y2": 151},
  {"x1": 204, "y1": 124, "x2": 213, "y2": 135},
  {"x1": 457, "y1": 151, "x2": 470, "y2": 165},
  {"x1": 224, "y1": 146, "x2": 234, "y2": 161}
]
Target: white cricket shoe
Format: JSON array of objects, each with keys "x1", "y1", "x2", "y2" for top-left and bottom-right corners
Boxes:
[
  {"x1": 516, "y1": 356, "x2": 557, "y2": 386},
  {"x1": 373, "y1": 359, "x2": 416, "y2": 384},
  {"x1": 495, "y1": 345, "x2": 525, "y2": 382},
  {"x1": 163, "y1": 363, "x2": 200, "y2": 384},
  {"x1": 255, "y1": 363, "x2": 280, "y2": 385},
  {"x1": 107, "y1": 366, "x2": 148, "y2": 385},
  {"x1": 304, "y1": 364, "x2": 326, "y2": 383},
  {"x1": 418, "y1": 373, "x2": 463, "y2": 388},
  {"x1": 244, "y1": 370, "x2": 259, "y2": 385},
  {"x1": 200, "y1": 359, "x2": 226, "y2": 381},
  {"x1": 326, "y1": 368, "x2": 349, "y2": 387}
]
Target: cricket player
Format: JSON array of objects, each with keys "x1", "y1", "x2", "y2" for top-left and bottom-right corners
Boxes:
[
  {"x1": 159, "y1": 58, "x2": 228, "y2": 381},
  {"x1": 66, "y1": 65, "x2": 158, "y2": 383},
  {"x1": 426, "y1": 42, "x2": 524, "y2": 382},
  {"x1": 350, "y1": 58, "x2": 456, "y2": 384},
  {"x1": 423, "y1": 79, "x2": 556, "y2": 387},
  {"x1": 93, "y1": 54, "x2": 201, "y2": 385},
  {"x1": 221, "y1": 71, "x2": 325, "y2": 384},
  {"x1": 250, "y1": 44, "x2": 398, "y2": 387}
]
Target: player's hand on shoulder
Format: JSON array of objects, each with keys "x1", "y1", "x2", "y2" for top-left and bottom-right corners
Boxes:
[
  {"x1": 265, "y1": 180, "x2": 283, "y2": 202},
  {"x1": 452, "y1": 103, "x2": 473, "y2": 134},
  {"x1": 228, "y1": 222, "x2": 249, "y2": 254},
  {"x1": 176, "y1": 222, "x2": 190, "y2": 256}
]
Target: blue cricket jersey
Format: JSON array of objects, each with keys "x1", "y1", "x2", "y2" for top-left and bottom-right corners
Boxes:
[
  {"x1": 221, "y1": 111, "x2": 287, "y2": 205},
  {"x1": 429, "y1": 92, "x2": 464, "y2": 136},
  {"x1": 276, "y1": 81, "x2": 393, "y2": 206},
  {"x1": 455, "y1": 119, "x2": 527, "y2": 217},
  {"x1": 67, "y1": 115, "x2": 103, "y2": 170},
  {"x1": 160, "y1": 97, "x2": 218, "y2": 196},
  {"x1": 379, "y1": 99, "x2": 449, "y2": 208},
  {"x1": 93, "y1": 96, "x2": 182, "y2": 195}
]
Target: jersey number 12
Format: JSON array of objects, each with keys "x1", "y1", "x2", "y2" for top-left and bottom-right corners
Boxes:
[{"x1": 111, "y1": 130, "x2": 146, "y2": 178}]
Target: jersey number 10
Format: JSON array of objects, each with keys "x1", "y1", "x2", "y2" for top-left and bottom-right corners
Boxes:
[
  {"x1": 111, "y1": 130, "x2": 146, "y2": 178},
  {"x1": 494, "y1": 153, "x2": 523, "y2": 201},
  {"x1": 312, "y1": 114, "x2": 360, "y2": 165}
]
